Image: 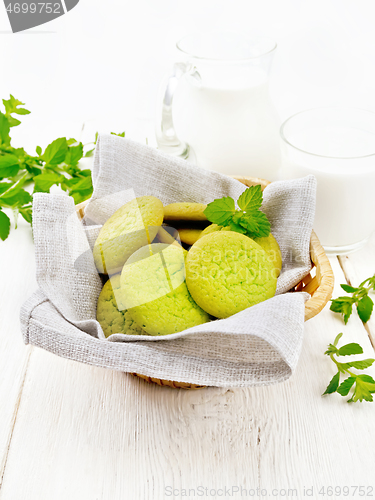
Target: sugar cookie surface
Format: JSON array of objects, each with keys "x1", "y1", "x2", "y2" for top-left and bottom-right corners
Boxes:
[
  {"x1": 96, "y1": 274, "x2": 148, "y2": 337},
  {"x1": 186, "y1": 231, "x2": 277, "y2": 318},
  {"x1": 121, "y1": 243, "x2": 210, "y2": 335},
  {"x1": 163, "y1": 202, "x2": 207, "y2": 221},
  {"x1": 199, "y1": 224, "x2": 282, "y2": 277},
  {"x1": 177, "y1": 228, "x2": 202, "y2": 245},
  {"x1": 93, "y1": 196, "x2": 163, "y2": 274}
]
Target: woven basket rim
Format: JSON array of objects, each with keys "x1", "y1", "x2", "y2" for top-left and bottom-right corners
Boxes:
[
  {"x1": 76, "y1": 175, "x2": 334, "y2": 388},
  {"x1": 77, "y1": 175, "x2": 334, "y2": 322}
]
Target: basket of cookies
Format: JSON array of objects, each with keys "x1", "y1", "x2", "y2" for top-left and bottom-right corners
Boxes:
[{"x1": 21, "y1": 135, "x2": 334, "y2": 389}]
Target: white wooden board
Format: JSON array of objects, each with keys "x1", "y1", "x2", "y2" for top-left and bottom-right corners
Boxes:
[
  {"x1": 0, "y1": 255, "x2": 374, "y2": 500},
  {"x1": 0, "y1": 221, "x2": 35, "y2": 483}
]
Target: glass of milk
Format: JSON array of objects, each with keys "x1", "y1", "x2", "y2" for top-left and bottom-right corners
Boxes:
[
  {"x1": 280, "y1": 107, "x2": 375, "y2": 255},
  {"x1": 156, "y1": 32, "x2": 281, "y2": 180}
]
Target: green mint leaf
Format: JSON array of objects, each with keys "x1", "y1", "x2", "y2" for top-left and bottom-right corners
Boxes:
[
  {"x1": 33, "y1": 173, "x2": 64, "y2": 193},
  {"x1": 231, "y1": 211, "x2": 243, "y2": 224},
  {"x1": 0, "y1": 189, "x2": 32, "y2": 208},
  {"x1": 357, "y1": 374, "x2": 375, "y2": 387},
  {"x1": 36, "y1": 146, "x2": 42, "y2": 156},
  {"x1": 330, "y1": 297, "x2": 354, "y2": 324},
  {"x1": 323, "y1": 372, "x2": 340, "y2": 395},
  {"x1": 350, "y1": 374, "x2": 375, "y2": 403},
  {"x1": 0, "y1": 173, "x2": 28, "y2": 200},
  {"x1": 42, "y1": 137, "x2": 68, "y2": 165},
  {"x1": 333, "y1": 332, "x2": 343, "y2": 347},
  {"x1": 338, "y1": 343, "x2": 364, "y2": 356},
  {"x1": 84, "y1": 148, "x2": 95, "y2": 158},
  {"x1": 25, "y1": 164, "x2": 42, "y2": 177},
  {"x1": 0, "y1": 154, "x2": 20, "y2": 178},
  {"x1": 237, "y1": 185, "x2": 263, "y2": 212},
  {"x1": 65, "y1": 142, "x2": 83, "y2": 166},
  {"x1": 12, "y1": 147, "x2": 26, "y2": 158},
  {"x1": 0, "y1": 209, "x2": 11, "y2": 240},
  {"x1": 204, "y1": 196, "x2": 236, "y2": 226},
  {"x1": 346, "y1": 359, "x2": 375, "y2": 370},
  {"x1": 78, "y1": 169, "x2": 91, "y2": 177},
  {"x1": 110, "y1": 131, "x2": 125, "y2": 138},
  {"x1": 68, "y1": 175, "x2": 92, "y2": 192},
  {"x1": 0, "y1": 112, "x2": 11, "y2": 146},
  {"x1": 228, "y1": 220, "x2": 247, "y2": 234},
  {"x1": 337, "y1": 376, "x2": 356, "y2": 397},
  {"x1": 20, "y1": 206, "x2": 32, "y2": 224},
  {"x1": 7, "y1": 116, "x2": 21, "y2": 127},
  {"x1": 340, "y1": 284, "x2": 359, "y2": 293},
  {"x1": 64, "y1": 175, "x2": 93, "y2": 204},
  {"x1": 324, "y1": 343, "x2": 339, "y2": 356},
  {"x1": 357, "y1": 295, "x2": 373, "y2": 323},
  {"x1": 336, "y1": 362, "x2": 351, "y2": 374},
  {"x1": 66, "y1": 138, "x2": 78, "y2": 146},
  {"x1": 2, "y1": 95, "x2": 30, "y2": 117},
  {"x1": 0, "y1": 182, "x2": 13, "y2": 194},
  {"x1": 251, "y1": 210, "x2": 271, "y2": 238},
  {"x1": 70, "y1": 188, "x2": 93, "y2": 205},
  {"x1": 324, "y1": 333, "x2": 375, "y2": 403},
  {"x1": 62, "y1": 177, "x2": 82, "y2": 189},
  {"x1": 238, "y1": 213, "x2": 259, "y2": 233},
  {"x1": 239, "y1": 210, "x2": 271, "y2": 238}
]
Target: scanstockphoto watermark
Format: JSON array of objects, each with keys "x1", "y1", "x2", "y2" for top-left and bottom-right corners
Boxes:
[
  {"x1": 3, "y1": 0, "x2": 79, "y2": 33},
  {"x1": 165, "y1": 486, "x2": 301, "y2": 498},
  {"x1": 165, "y1": 485, "x2": 375, "y2": 497}
]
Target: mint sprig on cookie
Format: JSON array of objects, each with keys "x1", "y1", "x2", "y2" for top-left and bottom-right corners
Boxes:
[{"x1": 203, "y1": 185, "x2": 270, "y2": 239}]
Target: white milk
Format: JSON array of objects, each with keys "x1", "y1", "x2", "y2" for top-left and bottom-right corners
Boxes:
[
  {"x1": 282, "y1": 126, "x2": 375, "y2": 252},
  {"x1": 172, "y1": 72, "x2": 281, "y2": 180}
]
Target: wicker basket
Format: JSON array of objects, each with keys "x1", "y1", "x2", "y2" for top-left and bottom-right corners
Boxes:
[{"x1": 76, "y1": 176, "x2": 334, "y2": 389}]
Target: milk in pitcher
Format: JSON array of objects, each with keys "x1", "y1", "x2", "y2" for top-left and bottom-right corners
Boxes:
[{"x1": 172, "y1": 69, "x2": 281, "y2": 179}]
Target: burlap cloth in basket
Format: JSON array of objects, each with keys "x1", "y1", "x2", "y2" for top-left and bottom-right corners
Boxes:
[{"x1": 20, "y1": 134, "x2": 317, "y2": 388}]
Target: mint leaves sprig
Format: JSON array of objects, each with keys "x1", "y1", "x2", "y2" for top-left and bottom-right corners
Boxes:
[
  {"x1": 330, "y1": 274, "x2": 375, "y2": 324},
  {"x1": 203, "y1": 185, "x2": 271, "y2": 239},
  {"x1": 0, "y1": 94, "x2": 127, "y2": 242},
  {"x1": 323, "y1": 333, "x2": 375, "y2": 403},
  {"x1": 0, "y1": 94, "x2": 96, "y2": 241}
]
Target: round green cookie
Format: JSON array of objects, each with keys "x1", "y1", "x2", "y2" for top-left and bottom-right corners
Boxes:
[
  {"x1": 253, "y1": 234, "x2": 282, "y2": 277},
  {"x1": 163, "y1": 202, "x2": 207, "y2": 221},
  {"x1": 177, "y1": 228, "x2": 202, "y2": 245},
  {"x1": 185, "y1": 231, "x2": 277, "y2": 319},
  {"x1": 199, "y1": 224, "x2": 282, "y2": 277},
  {"x1": 96, "y1": 274, "x2": 148, "y2": 338},
  {"x1": 93, "y1": 196, "x2": 164, "y2": 274},
  {"x1": 121, "y1": 243, "x2": 210, "y2": 335}
]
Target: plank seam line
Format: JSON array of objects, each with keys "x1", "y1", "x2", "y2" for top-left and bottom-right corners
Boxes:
[
  {"x1": 337, "y1": 256, "x2": 353, "y2": 286},
  {"x1": 337, "y1": 255, "x2": 375, "y2": 351},
  {"x1": 363, "y1": 322, "x2": 375, "y2": 351},
  {"x1": 0, "y1": 347, "x2": 33, "y2": 494},
  {"x1": 257, "y1": 426, "x2": 261, "y2": 492}
]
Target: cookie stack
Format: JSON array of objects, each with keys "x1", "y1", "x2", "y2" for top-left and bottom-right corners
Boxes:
[{"x1": 95, "y1": 195, "x2": 282, "y2": 337}]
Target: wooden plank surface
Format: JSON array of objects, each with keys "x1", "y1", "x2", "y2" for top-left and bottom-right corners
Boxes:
[
  {"x1": 338, "y1": 232, "x2": 375, "y2": 348},
  {"x1": 1, "y1": 122, "x2": 375, "y2": 498},
  {"x1": 0, "y1": 254, "x2": 374, "y2": 499},
  {"x1": 0, "y1": 219, "x2": 35, "y2": 484}
]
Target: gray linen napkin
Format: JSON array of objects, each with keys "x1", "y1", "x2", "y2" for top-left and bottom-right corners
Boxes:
[{"x1": 20, "y1": 134, "x2": 316, "y2": 387}]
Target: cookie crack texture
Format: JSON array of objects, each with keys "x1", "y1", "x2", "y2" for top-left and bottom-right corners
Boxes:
[
  {"x1": 185, "y1": 231, "x2": 277, "y2": 319},
  {"x1": 96, "y1": 275, "x2": 148, "y2": 337},
  {"x1": 93, "y1": 196, "x2": 164, "y2": 274},
  {"x1": 121, "y1": 243, "x2": 210, "y2": 336}
]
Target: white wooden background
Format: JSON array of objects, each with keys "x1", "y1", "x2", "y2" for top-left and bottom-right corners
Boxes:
[
  {"x1": 1, "y1": 0, "x2": 375, "y2": 495},
  {"x1": 0, "y1": 120, "x2": 374, "y2": 500}
]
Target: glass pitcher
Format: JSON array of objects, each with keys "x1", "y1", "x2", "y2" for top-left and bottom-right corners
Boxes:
[{"x1": 156, "y1": 32, "x2": 281, "y2": 180}]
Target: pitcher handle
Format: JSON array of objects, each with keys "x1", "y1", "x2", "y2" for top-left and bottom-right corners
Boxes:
[{"x1": 155, "y1": 62, "x2": 191, "y2": 159}]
